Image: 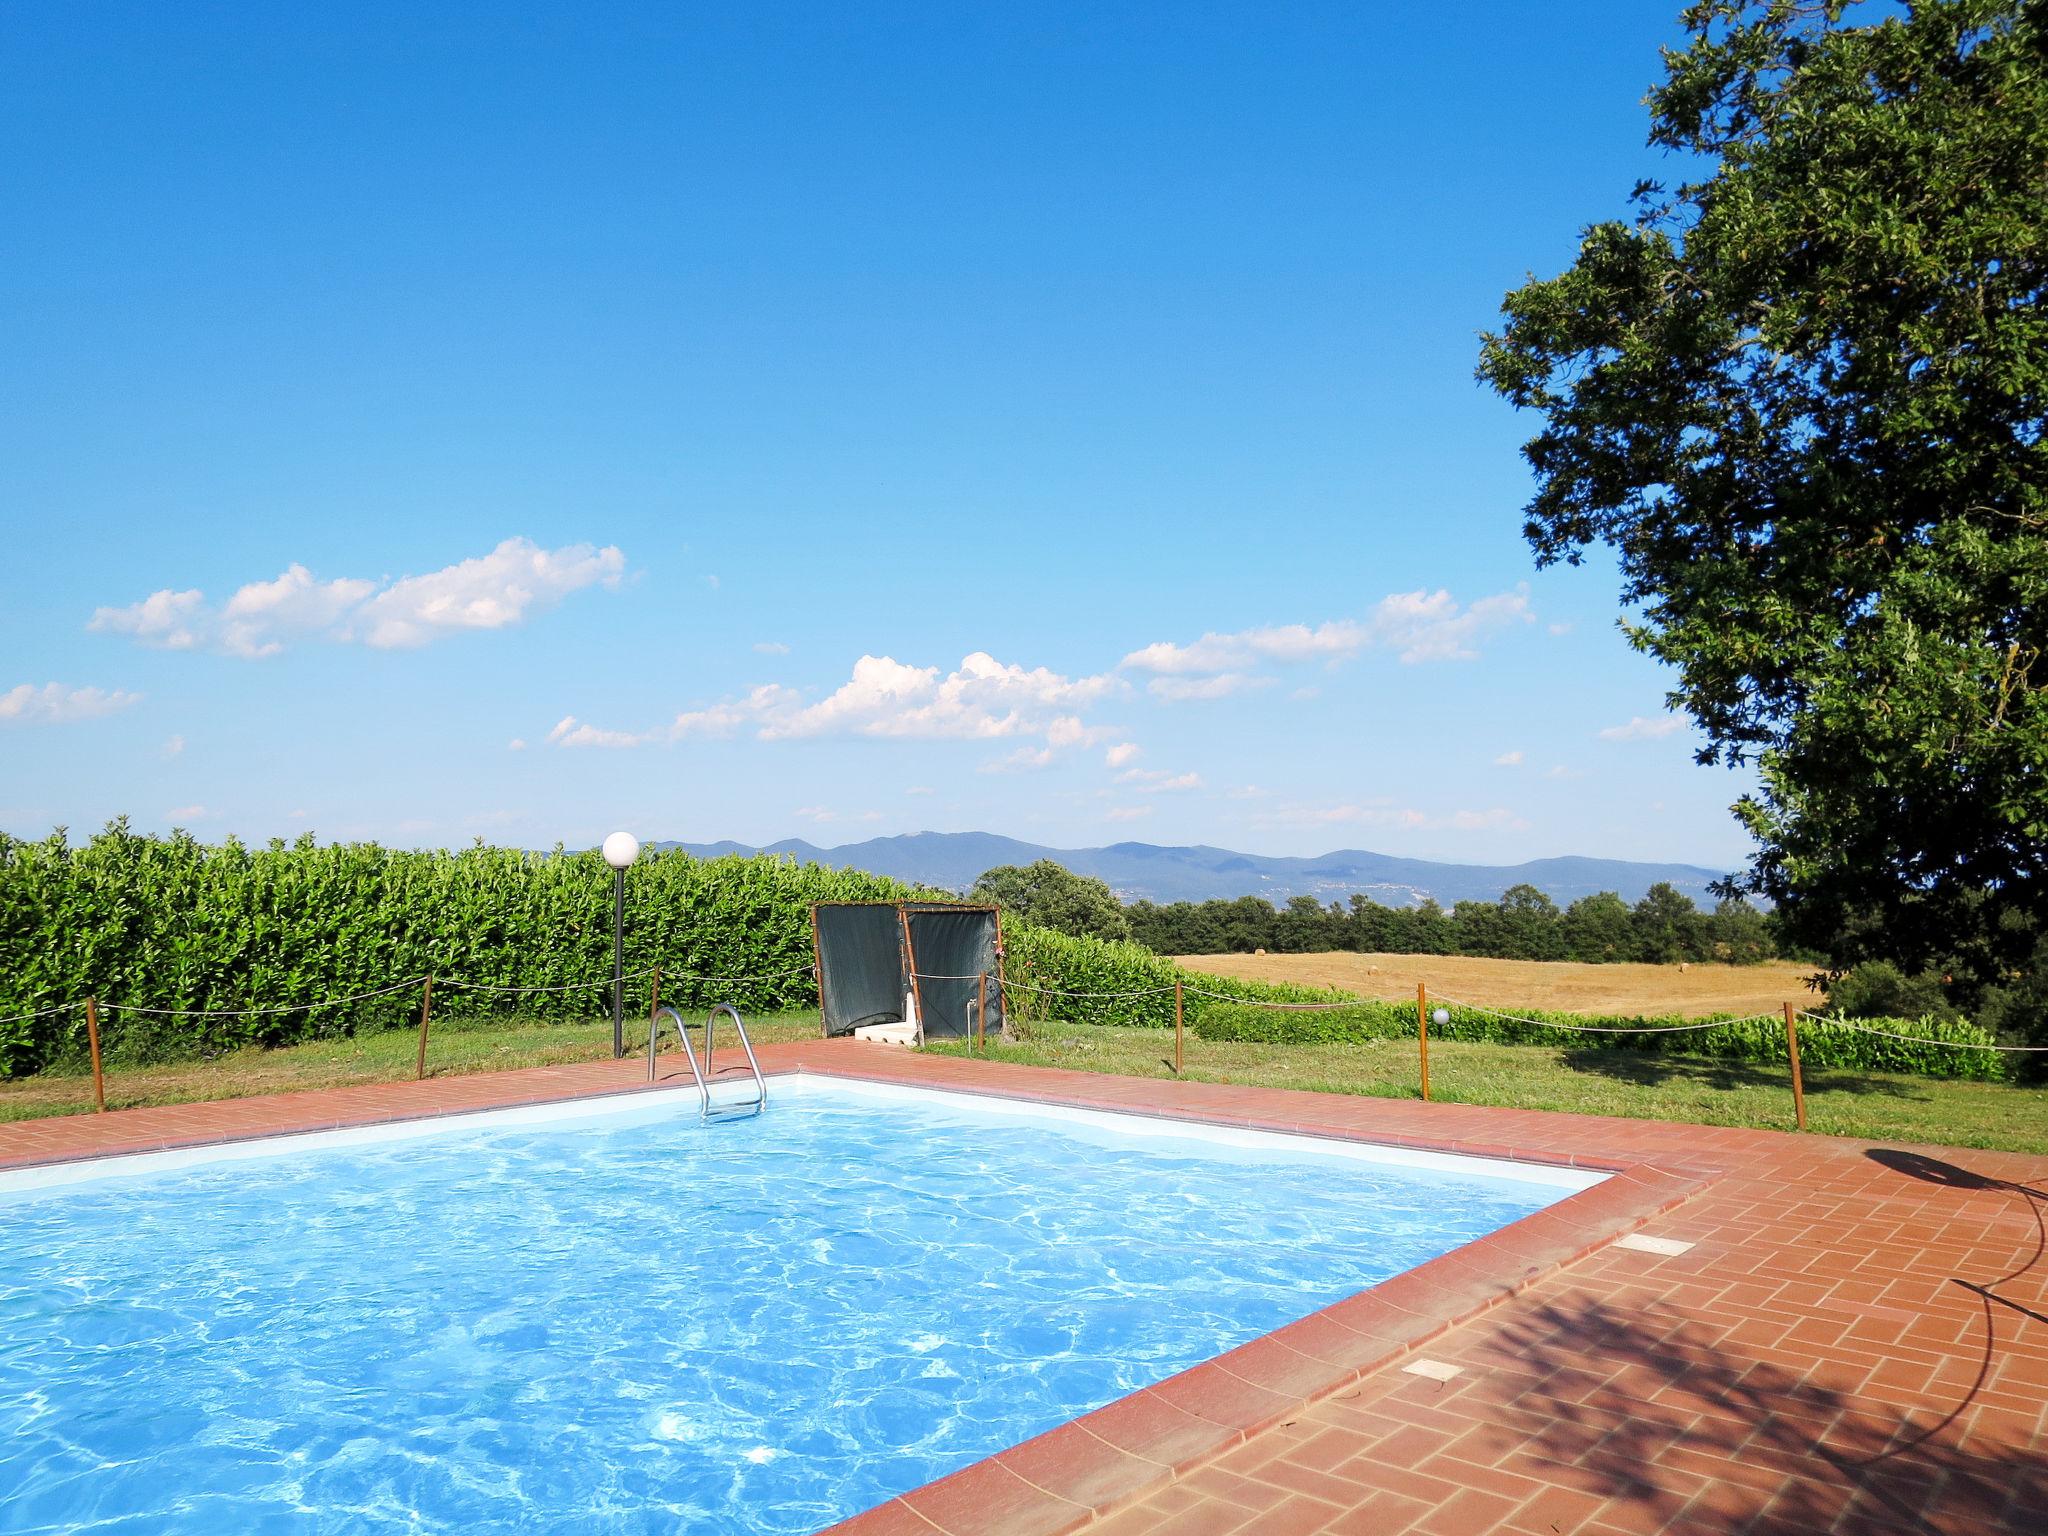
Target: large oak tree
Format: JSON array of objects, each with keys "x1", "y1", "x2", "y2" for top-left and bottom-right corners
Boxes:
[{"x1": 1479, "y1": 0, "x2": 2047, "y2": 998}]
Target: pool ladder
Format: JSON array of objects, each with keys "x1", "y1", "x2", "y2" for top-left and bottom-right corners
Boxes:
[{"x1": 648, "y1": 1003, "x2": 768, "y2": 1118}]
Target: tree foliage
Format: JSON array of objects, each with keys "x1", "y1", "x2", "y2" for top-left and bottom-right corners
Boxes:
[
  {"x1": 1478, "y1": 0, "x2": 2048, "y2": 996},
  {"x1": 1126, "y1": 882, "x2": 1772, "y2": 965},
  {"x1": 967, "y1": 860, "x2": 1131, "y2": 943}
]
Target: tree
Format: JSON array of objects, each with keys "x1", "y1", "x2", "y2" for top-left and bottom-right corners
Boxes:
[
  {"x1": 969, "y1": 861, "x2": 1130, "y2": 943},
  {"x1": 1705, "y1": 897, "x2": 1776, "y2": 964},
  {"x1": 1632, "y1": 883, "x2": 1706, "y2": 964},
  {"x1": 1478, "y1": 0, "x2": 2048, "y2": 993},
  {"x1": 1561, "y1": 892, "x2": 1636, "y2": 963}
]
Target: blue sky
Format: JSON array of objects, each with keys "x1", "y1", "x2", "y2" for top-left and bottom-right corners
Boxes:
[{"x1": 1, "y1": 1, "x2": 1755, "y2": 869}]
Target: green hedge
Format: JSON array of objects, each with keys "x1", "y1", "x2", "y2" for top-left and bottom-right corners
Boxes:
[
  {"x1": 1190, "y1": 997, "x2": 2010, "y2": 1082},
  {"x1": 1002, "y1": 928, "x2": 1345, "y2": 1028},
  {"x1": 0, "y1": 822, "x2": 916, "y2": 1074}
]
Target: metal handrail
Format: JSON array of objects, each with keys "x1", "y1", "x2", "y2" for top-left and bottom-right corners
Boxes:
[
  {"x1": 706, "y1": 1002, "x2": 768, "y2": 1113},
  {"x1": 648, "y1": 1002, "x2": 766, "y2": 1117},
  {"x1": 647, "y1": 1004, "x2": 709, "y2": 1115}
]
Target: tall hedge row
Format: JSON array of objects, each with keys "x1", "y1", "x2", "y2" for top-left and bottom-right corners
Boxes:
[{"x1": 0, "y1": 823, "x2": 912, "y2": 1074}]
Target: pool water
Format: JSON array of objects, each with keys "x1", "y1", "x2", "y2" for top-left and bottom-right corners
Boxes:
[{"x1": 0, "y1": 1078, "x2": 1596, "y2": 1535}]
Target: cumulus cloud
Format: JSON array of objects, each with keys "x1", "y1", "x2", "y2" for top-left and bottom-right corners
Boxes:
[
  {"x1": 760, "y1": 652, "x2": 1118, "y2": 741},
  {"x1": 1494, "y1": 750, "x2": 1524, "y2": 767},
  {"x1": 1122, "y1": 620, "x2": 1369, "y2": 675},
  {"x1": 1117, "y1": 768, "x2": 1202, "y2": 793},
  {"x1": 161, "y1": 734, "x2": 186, "y2": 758},
  {"x1": 1147, "y1": 673, "x2": 1269, "y2": 702},
  {"x1": 547, "y1": 715, "x2": 656, "y2": 749},
  {"x1": 1254, "y1": 801, "x2": 1530, "y2": 833},
  {"x1": 165, "y1": 804, "x2": 212, "y2": 822},
  {"x1": 90, "y1": 538, "x2": 626, "y2": 658},
  {"x1": 1105, "y1": 805, "x2": 1153, "y2": 822},
  {"x1": 1104, "y1": 742, "x2": 1141, "y2": 768},
  {"x1": 1366, "y1": 586, "x2": 1534, "y2": 663},
  {"x1": 0, "y1": 682, "x2": 144, "y2": 725},
  {"x1": 1598, "y1": 714, "x2": 1687, "y2": 742},
  {"x1": 1121, "y1": 587, "x2": 1532, "y2": 697}
]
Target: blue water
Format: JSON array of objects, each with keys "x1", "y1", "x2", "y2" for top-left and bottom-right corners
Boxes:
[{"x1": 0, "y1": 1082, "x2": 1576, "y2": 1535}]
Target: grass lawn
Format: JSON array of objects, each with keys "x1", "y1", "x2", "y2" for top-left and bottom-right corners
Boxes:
[
  {"x1": 928, "y1": 1020, "x2": 2048, "y2": 1156},
  {"x1": 0, "y1": 1012, "x2": 823, "y2": 1124},
  {"x1": 8, "y1": 1011, "x2": 2044, "y2": 1157}
]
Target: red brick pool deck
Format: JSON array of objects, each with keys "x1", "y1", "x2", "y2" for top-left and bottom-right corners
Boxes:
[{"x1": 3, "y1": 1044, "x2": 2044, "y2": 1535}]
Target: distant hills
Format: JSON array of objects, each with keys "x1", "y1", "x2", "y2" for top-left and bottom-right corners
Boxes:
[{"x1": 662, "y1": 831, "x2": 1727, "y2": 909}]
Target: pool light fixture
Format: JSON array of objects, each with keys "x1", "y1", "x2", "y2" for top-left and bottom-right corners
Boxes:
[{"x1": 604, "y1": 831, "x2": 640, "y2": 1056}]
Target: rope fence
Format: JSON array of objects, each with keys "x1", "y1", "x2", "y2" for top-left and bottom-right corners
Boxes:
[
  {"x1": 4, "y1": 957, "x2": 826, "y2": 1111},
  {"x1": 11, "y1": 956, "x2": 2040, "y2": 1132}
]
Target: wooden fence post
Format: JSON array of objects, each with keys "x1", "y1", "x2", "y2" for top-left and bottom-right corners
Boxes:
[
  {"x1": 414, "y1": 976, "x2": 433, "y2": 1081},
  {"x1": 1417, "y1": 982, "x2": 1431, "y2": 1102},
  {"x1": 1174, "y1": 977, "x2": 1185, "y2": 1078},
  {"x1": 1783, "y1": 1001, "x2": 1807, "y2": 1131},
  {"x1": 85, "y1": 996, "x2": 106, "y2": 1114}
]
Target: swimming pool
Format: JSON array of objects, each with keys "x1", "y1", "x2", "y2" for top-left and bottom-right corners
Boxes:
[{"x1": 0, "y1": 1077, "x2": 1602, "y2": 1535}]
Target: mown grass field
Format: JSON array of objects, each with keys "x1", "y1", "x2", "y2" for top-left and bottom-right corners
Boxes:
[
  {"x1": 928, "y1": 1020, "x2": 2048, "y2": 1155},
  {"x1": 0, "y1": 1011, "x2": 823, "y2": 1123},
  {"x1": 1176, "y1": 950, "x2": 1820, "y2": 1017},
  {"x1": 8, "y1": 1004, "x2": 2041, "y2": 1157}
]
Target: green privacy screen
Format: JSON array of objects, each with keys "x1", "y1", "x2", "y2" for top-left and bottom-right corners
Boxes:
[{"x1": 811, "y1": 901, "x2": 1006, "y2": 1041}]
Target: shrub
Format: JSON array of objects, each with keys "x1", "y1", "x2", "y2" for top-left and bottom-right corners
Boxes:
[
  {"x1": 1191, "y1": 997, "x2": 2009, "y2": 1082},
  {"x1": 1827, "y1": 962, "x2": 1961, "y2": 1023}
]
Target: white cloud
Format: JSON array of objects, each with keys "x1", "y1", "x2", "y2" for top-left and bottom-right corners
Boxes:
[
  {"x1": 1227, "y1": 784, "x2": 1270, "y2": 800},
  {"x1": 670, "y1": 686, "x2": 798, "y2": 740},
  {"x1": 1105, "y1": 805, "x2": 1153, "y2": 822},
  {"x1": 218, "y1": 564, "x2": 375, "y2": 657},
  {"x1": 1104, "y1": 742, "x2": 1141, "y2": 768},
  {"x1": 1366, "y1": 585, "x2": 1534, "y2": 663},
  {"x1": 351, "y1": 539, "x2": 626, "y2": 649},
  {"x1": 1494, "y1": 750, "x2": 1524, "y2": 767},
  {"x1": 165, "y1": 804, "x2": 212, "y2": 822},
  {"x1": 547, "y1": 714, "x2": 655, "y2": 749},
  {"x1": 1548, "y1": 621, "x2": 1576, "y2": 636},
  {"x1": 507, "y1": 738, "x2": 527, "y2": 751},
  {"x1": 753, "y1": 641, "x2": 791, "y2": 655},
  {"x1": 794, "y1": 805, "x2": 835, "y2": 823},
  {"x1": 161, "y1": 734, "x2": 186, "y2": 758},
  {"x1": 571, "y1": 651, "x2": 1120, "y2": 751},
  {"x1": 0, "y1": 682, "x2": 144, "y2": 725},
  {"x1": 1254, "y1": 800, "x2": 1530, "y2": 833},
  {"x1": 89, "y1": 589, "x2": 206, "y2": 650},
  {"x1": 1117, "y1": 768, "x2": 1202, "y2": 793},
  {"x1": 986, "y1": 745, "x2": 1056, "y2": 772},
  {"x1": 1122, "y1": 620, "x2": 1369, "y2": 675},
  {"x1": 91, "y1": 538, "x2": 626, "y2": 658},
  {"x1": 764, "y1": 652, "x2": 1119, "y2": 741},
  {"x1": 1121, "y1": 588, "x2": 1532, "y2": 703},
  {"x1": 905, "y1": 785, "x2": 935, "y2": 796},
  {"x1": 1598, "y1": 714, "x2": 1687, "y2": 742},
  {"x1": 1546, "y1": 764, "x2": 1587, "y2": 780},
  {"x1": 1148, "y1": 673, "x2": 1268, "y2": 702}
]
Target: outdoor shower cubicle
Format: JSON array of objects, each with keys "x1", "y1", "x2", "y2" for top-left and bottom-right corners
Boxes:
[{"x1": 810, "y1": 901, "x2": 1007, "y2": 1044}]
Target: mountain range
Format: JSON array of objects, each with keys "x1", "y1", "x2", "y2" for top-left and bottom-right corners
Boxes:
[{"x1": 663, "y1": 831, "x2": 1727, "y2": 909}]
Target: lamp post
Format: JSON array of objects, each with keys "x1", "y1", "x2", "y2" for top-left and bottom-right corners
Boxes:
[{"x1": 602, "y1": 831, "x2": 640, "y2": 1057}]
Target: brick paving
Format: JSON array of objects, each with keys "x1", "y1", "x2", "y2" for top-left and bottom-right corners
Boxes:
[{"x1": 4, "y1": 1043, "x2": 2044, "y2": 1535}]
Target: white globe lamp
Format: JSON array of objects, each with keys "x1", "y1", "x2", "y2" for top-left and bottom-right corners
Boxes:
[{"x1": 603, "y1": 831, "x2": 641, "y2": 870}]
